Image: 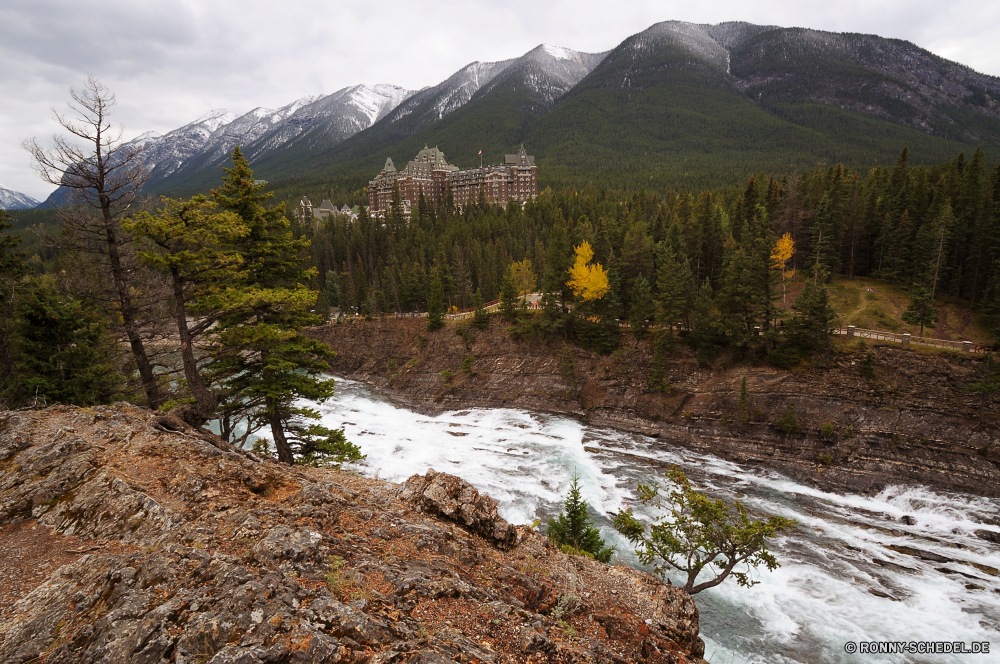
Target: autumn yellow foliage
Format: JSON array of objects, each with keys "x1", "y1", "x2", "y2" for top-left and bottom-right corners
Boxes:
[
  {"x1": 507, "y1": 259, "x2": 537, "y2": 297},
  {"x1": 566, "y1": 241, "x2": 610, "y2": 302},
  {"x1": 771, "y1": 233, "x2": 795, "y2": 305}
]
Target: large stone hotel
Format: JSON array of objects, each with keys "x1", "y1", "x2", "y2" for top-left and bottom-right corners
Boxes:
[{"x1": 367, "y1": 145, "x2": 538, "y2": 215}]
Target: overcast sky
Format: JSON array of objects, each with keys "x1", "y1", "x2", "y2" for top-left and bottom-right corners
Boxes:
[{"x1": 2, "y1": 0, "x2": 999, "y2": 201}]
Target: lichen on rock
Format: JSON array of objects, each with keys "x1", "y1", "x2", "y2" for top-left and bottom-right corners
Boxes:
[{"x1": 0, "y1": 403, "x2": 707, "y2": 663}]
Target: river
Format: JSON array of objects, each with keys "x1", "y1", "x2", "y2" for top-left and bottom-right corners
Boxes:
[{"x1": 261, "y1": 377, "x2": 1000, "y2": 663}]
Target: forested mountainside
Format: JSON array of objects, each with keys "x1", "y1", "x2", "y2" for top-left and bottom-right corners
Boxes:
[
  {"x1": 38, "y1": 20, "x2": 1000, "y2": 207},
  {"x1": 176, "y1": 21, "x2": 1000, "y2": 201}
]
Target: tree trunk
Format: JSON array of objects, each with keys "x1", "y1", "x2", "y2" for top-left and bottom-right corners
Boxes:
[
  {"x1": 170, "y1": 267, "x2": 216, "y2": 422},
  {"x1": 267, "y1": 398, "x2": 294, "y2": 464},
  {"x1": 103, "y1": 217, "x2": 164, "y2": 409}
]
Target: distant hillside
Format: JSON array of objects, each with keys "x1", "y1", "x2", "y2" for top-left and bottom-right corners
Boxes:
[
  {"x1": 252, "y1": 21, "x2": 1000, "y2": 197},
  {"x1": 40, "y1": 20, "x2": 1000, "y2": 205}
]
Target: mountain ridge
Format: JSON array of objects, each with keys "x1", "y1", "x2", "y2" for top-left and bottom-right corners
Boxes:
[
  {"x1": 0, "y1": 185, "x2": 40, "y2": 211},
  {"x1": 38, "y1": 20, "x2": 1000, "y2": 206}
]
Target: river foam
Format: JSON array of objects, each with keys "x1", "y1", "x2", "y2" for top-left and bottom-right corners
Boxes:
[{"x1": 259, "y1": 378, "x2": 1000, "y2": 663}]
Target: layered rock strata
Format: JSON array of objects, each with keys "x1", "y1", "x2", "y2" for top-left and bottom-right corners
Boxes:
[{"x1": 310, "y1": 318, "x2": 1000, "y2": 497}]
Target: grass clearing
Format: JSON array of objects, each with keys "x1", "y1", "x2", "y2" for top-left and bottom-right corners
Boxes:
[{"x1": 780, "y1": 276, "x2": 991, "y2": 343}]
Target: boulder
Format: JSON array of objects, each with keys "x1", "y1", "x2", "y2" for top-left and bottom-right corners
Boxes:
[{"x1": 398, "y1": 469, "x2": 519, "y2": 550}]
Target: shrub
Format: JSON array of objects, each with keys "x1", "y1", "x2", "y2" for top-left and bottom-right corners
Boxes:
[
  {"x1": 455, "y1": 323, "x2": 474, "y2": 344},
  {"x1": 460, "y1": 356, "x2": 475, "y2": 375},
  {"x1": 860, "y1": 351, "x2": 876, "y2": 378},
  {"x1": 613, "y1": 468, "x2": 795, "y2": 594},
  {"x1": 778, "y1": 404, "x2": 801, "y2": 434}
]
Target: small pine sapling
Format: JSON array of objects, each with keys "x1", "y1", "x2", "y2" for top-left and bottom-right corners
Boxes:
[{"x1": 547, "y1": 475, "x2": 614, "y2": 563}]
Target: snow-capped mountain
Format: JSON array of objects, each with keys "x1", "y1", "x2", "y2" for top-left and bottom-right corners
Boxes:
[
  {"x1": 338, "y1": 43, "x2": 607, "y2": 159},
  {"x1": 240, "y1": 84, "x2": 413, "y2": 160},
  {"x1": 39, "y1": 20, "x2": 1000, "y2": 203},
  {"x1": 134, "y1": 109, "x2": 237, "y2": 182},
  {"x1": 474, "y1": 44, "x2": 608, "y2": 106},
  {"x1": 131, "y1": 85, "x2": 414, "y2": 190},
  {"x1": 378, "y1": 60, "x2": 516, "y2": 133},
  {"x1": 0, "y1": 185, "x2": 40, "y2": 210}
]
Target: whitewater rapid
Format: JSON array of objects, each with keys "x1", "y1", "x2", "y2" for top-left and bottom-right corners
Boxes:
[{"x1": 262, "y1": 378, "x2": 1000, "y2": 663}]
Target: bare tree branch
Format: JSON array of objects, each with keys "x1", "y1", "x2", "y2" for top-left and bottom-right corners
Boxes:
[{"x1": 23, "y1": 77, "x2": 165, "y2": 409}]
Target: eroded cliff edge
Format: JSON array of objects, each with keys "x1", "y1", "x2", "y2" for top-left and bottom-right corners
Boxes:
[
  {"x1": 0, "y1": 405, "x2": 707, "y2": 664},
  {"x1": 310, "y1": 318, "x2": 1000, "y2": 497}
]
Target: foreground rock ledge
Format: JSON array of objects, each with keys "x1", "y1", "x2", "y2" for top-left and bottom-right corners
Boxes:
[{"x1": 0, "y1": 404, "x2": 707, "y2": 664}]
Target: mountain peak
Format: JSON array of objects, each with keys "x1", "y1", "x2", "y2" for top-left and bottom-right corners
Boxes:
[
  {"x1": 0, "y1": 184, "x2": 41, "y2": 210},
  {"x1": 542, "y1": 44, "x2": 577, "y2": 61},
  {"x1": 193, "y1": 109, "x2": 237, "y2": 132}
]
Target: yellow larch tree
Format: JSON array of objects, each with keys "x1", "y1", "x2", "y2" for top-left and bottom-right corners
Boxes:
[
  {"x1": 566, "y1": 241, "x2": 610, "y2": 302},
  {"x1": 771, "y1": 233, "x2": 795, "y2": 306},
  {"x1": 507, "y1": 259, "x2": 537, "y2": 298}
]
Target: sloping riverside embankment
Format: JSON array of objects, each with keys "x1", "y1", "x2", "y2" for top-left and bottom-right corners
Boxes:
[
  {"x1": 309, "y1": 318, "x2": 1000, "y2": 497},
  {"x1": 0, "y1": 405, "x2": 707, "y2": 663}
]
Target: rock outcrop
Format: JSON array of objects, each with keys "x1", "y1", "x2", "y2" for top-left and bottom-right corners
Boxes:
[
  {"x1": 310, "y1": 317, "x2": 1000, "y2": 497},
  {"x1": 398, "y1": 469, "x2": 520, "y2": 550},
  {"x1": 0, "y1": 404, "x2": 707, "y2": 663}
]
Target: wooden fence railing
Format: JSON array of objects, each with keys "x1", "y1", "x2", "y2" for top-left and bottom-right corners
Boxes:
[{"x1": 833, "y1": 326, "x2": 992, "y2": 353}]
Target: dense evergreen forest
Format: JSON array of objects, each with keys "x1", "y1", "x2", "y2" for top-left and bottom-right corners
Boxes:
[
  {"x1": 307, "y1": 147, "x2": 1000, "y2": 345},
  {"x1": 4, "y1": 140, "x2": 1000, "y2": 455}
]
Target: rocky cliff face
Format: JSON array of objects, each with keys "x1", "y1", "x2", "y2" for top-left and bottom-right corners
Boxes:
[
  {"x1": 0, "y1": 404, "x2": 707, "y2": 663},
  {"x1": 310, "y1": 318, "x2": 1000, "y2": 497}
]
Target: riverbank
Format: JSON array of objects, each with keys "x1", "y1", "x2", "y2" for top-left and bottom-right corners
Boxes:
[
  {"x1": 308, "y1": 317, "x2": 1000, "y2": 497},
  {"x1": 0, "y1": 404, "x2": 707, "y2": 663}
]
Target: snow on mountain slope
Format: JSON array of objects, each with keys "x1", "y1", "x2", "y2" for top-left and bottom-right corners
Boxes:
[
  {"x1": 542, "y1": 45, "x2": 575, "y2": 61},
  {"x1": 240, "y1": 84, "x2": 415, "y2": 160},
  {"x1": 137, "y1": 85, "x2": 414, "y2": 187},
  {"x1": 473, "y1": 44, "x2": 606, "y2": 105},
  {"x1": 350, "y1": 84, "x2": 413, "y2": 125},
  {"x1": 380, "y1": 60, "x2": 514, "y2": 130},
  {"x1": 133, "y1": 109, "x2": 237, "y2": 180},
  {"x1": 194, "y1": 95, "x2": 321, "y2": 165},
  {"x1": 0, "y1": 185, "x2": 40, "y2": 210},
  {"x1": 625, "y1": 21, "x2": 732, "y2": 72}
]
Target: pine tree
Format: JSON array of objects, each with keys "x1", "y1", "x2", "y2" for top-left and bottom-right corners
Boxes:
[
  {"x1": 208, "y1": 149, "x2": 347, "y2": 460},
  {"x1": 471, "y1": 288, "x2": 490, "y2": 329},
  {"x1": 124, "y1": 196, "x2": 248, "y2": 423},
  {"x1": 629, "y1": 275, "x2": 655, "y2": 338},
  {"x1": 325, "y1": 270, "x2": 341, "y2": 308},
  {"x1": 737, "y1": 376, "x2": 750, "y2": 422},
  {"x1": 655, "y1": 240, "x2": 693, "y2": 332},
  {"x1": 499, "y1": 272, "x2": 518, "y2": 322},
  {"x1": 0, "y1": 211, "x2": 27, "y2": 403},
  {"x1": 427, "y1": 272, "x2": 445, "y2": 331},
  {"x1": 547, "y1": 475, "x2": 614, "y2": 563},
  {"x1": 24, "y1": 78, "x2": 164, "y2": 409},
  {"x1": 13, "y1": 279, "x2": 122, "y2": 407},
  {"x1": 792, "y1": 263, "x2": 838, "y2": 354},
  {"x1": 648, "y1": 331, "x2": 673, "y2": 392},
  {"x1": 901, "y1": 283, "x2": 939, "y2": 337}
]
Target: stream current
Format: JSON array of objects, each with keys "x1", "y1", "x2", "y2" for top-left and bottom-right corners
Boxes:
[{"x1": 261, "y1": 378, "x2": 1000, "y2": 663}]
